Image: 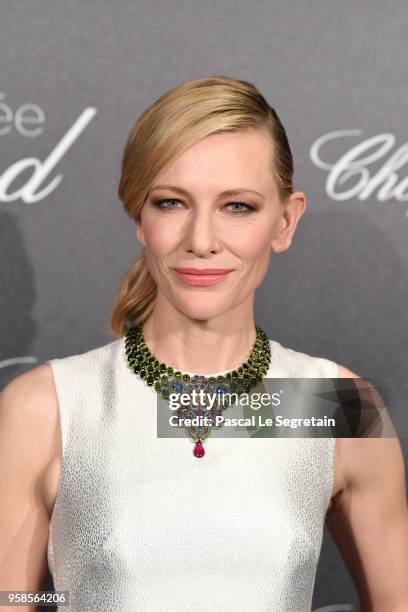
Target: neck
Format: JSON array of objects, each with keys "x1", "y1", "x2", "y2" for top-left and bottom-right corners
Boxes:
[{"x1": 141, "y1": 300, "x2": 258, "y2": 376}]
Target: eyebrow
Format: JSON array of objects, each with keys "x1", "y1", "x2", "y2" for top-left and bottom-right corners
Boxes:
[{"x1": 149, "y1": 184, "x2": 265, "y2": 200}]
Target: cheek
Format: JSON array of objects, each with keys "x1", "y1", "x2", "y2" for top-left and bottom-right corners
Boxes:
[
  {"x1": 225, "y1": 222, "x2": 272, "y2": 260},
  {"x1": 141, "y1": 218, "x2": 179, "y2": 254}
]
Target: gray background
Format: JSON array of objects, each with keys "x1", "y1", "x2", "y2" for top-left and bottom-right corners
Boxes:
[{"x1": 1, "y1": 1, "x2": 407, "y2": 609}]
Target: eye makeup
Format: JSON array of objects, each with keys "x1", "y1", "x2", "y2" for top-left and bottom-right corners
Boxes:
[{"x1": 150, "y1": 198, "x2": 257, "y2": 215}]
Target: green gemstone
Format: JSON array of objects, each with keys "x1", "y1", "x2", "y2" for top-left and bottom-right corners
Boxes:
[{"x1": 124, "y1": 325, "x2": 271, "y2": 399}]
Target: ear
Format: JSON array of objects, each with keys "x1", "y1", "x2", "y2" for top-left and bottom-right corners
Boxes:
[
  {"x1": 271, "y1": 192, "x2": 307, "y2": 253},
  {"x1": 135, "y1": 219, "x2": 146, "y2": 247}
]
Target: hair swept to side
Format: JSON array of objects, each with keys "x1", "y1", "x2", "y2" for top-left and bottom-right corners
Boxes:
[{"x1": 108, "y1": 75, "x2": 294, "y2": 337}]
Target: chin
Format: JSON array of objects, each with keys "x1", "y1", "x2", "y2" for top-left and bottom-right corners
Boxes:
[{"x1": 174, "y1": 297, "x2": 232, "y2": 322}]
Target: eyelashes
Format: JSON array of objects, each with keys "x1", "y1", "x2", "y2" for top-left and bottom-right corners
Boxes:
[{"x1": 151, "y1": 198, "x2": 256, "y2": 215}]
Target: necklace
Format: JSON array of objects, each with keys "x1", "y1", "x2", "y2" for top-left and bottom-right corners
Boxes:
[{"x1": 125, "y1": 324, "x2": 271, "y2": 458}]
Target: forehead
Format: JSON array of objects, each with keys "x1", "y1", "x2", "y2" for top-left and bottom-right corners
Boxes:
[{"x1": 153, "y1": 130, "x2": 276, "y2": 196}]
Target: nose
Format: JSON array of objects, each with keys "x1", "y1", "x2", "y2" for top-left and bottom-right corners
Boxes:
[{"x1": 183, "y1": 206, "x2": 221, "y2": 256}]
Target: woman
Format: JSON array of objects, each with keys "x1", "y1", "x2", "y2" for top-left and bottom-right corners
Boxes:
[{"x1": 0, "y1": 76, "x2": 407, "y2": 611}]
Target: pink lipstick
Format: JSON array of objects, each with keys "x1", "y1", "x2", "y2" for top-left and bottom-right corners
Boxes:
[{"x1": 171, "y1": 267, "x2": 233, "y2": 287}]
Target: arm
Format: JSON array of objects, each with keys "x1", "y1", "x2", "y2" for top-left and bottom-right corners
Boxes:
[
  {"x1": 327, "y1": 364, "x2": 408, "y2": 611},
  {"x1": 0, "y1": 364, "x2": 59, "y2": 612}
]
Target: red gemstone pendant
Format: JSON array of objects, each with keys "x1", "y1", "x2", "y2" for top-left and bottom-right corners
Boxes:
[{"x1": 193, "y1": 441, "x2": 205, "y2": 458}]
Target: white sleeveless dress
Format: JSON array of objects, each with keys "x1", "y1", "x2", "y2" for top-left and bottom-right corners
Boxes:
[{"x1": 46, "y1": 335, "x2": 339, "y2": 611}]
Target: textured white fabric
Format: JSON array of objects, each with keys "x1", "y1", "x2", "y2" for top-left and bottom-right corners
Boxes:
[{"x1": 46, "y1": 336, "x2": 339, "y2": 611}]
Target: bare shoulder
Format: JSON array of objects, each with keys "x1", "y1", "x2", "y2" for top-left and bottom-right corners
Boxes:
[
  {"x1": 0, "y1": 363, "x2": 58, "y2": 429},
  {"x1": 336, "y1": 363, "x2": 360, "y2": 379},
  {"x1": 0, "y1": 363, "x2": 60, "y2": 515},
  {"x1": 330, "y1": 362, "x2": 404, "y2": 506}
]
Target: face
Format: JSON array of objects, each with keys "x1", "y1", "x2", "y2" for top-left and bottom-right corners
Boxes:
[{"x1": 136, "y1": 129, "x2": 306, "y2": 322}]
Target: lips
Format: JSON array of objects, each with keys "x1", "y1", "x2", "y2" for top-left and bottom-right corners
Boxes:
[
  {"x1": 171, "y1": 267, "x2": 233, "y2": 286},
  {"x1": 172, "y1": 267, "x2": 233, "y2": 275}
]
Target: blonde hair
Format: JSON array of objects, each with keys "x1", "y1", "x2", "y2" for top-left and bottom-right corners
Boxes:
[{"x1": 108, "y1": 75, "x2": 294, "y2": 337}]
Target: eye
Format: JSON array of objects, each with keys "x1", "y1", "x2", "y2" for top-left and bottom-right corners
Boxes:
[
  {"x1": 224, "y1": 202, "x2": 256, "y2": 215},
  {"x1": 151, "y1": 198, "x2": 183, "y2": 211},
  {"x1": 151, "y1": 198, "x2": 256, "y2": 215}
]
